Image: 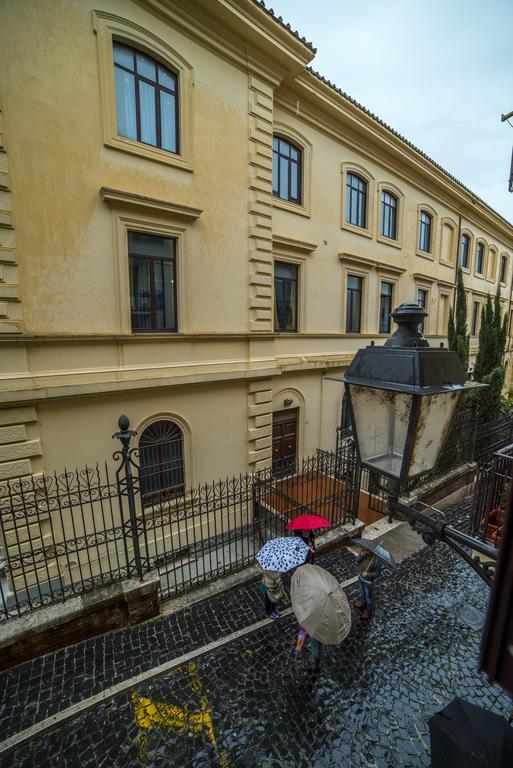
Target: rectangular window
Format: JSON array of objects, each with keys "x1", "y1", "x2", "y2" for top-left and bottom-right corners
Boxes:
[
  {"x1": 379, "y1": 282, "x2": 393, "y2": 333},
  {"x1": 272, "y1": 137, "x2": 301, "y2": 204},
  {"x1": 459, "y1": 234, "x2": 470, "y2": 269},
  {"x1": 128, "y1": 232, "x2": 177, "y2": 332},
  {"x1": 476, "y1": 243, "x2": 484, "y2": 274},
  {"x1": 417, "y1": 288, "x2": 428, "y2": 333},
  {"x1": 500, "y1": 255, "x2": 507, "y2": 284},
  {"x1": 380, "y1": 192, "x2": 397, "y2": 240},
  {"x1": 274, "y1": 261, "x2": 298, "y2": 332},
  {"x1": 346, "y1": 275, "x2": 363, "y2": 333},
  {"x1": 346, "y1": 174, "x2": 367, "y2": 228},
  {"x1": 419, "y1": 211, "x2": 432, "y2": 253},
  {"x1": 471, "y1": 301, "x2": 480, "y2": 336}
]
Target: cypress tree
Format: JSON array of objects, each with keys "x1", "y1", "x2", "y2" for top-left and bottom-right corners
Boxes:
[{"x1": 448, "y1": 266, "x2": 469, "y2": 372}]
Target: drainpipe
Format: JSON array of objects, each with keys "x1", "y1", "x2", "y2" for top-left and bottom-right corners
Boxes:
[{"x1": 453, "y1": 215, "x2": 462, "y2": 312}]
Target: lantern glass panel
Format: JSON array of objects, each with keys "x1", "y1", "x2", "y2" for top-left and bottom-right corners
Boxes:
[
  {"x1": 348, "y1": 384, "x2": 412, "y2": 479},
  {"x1": 408, "y1": 390, "x2": 462, "y2": 479}
]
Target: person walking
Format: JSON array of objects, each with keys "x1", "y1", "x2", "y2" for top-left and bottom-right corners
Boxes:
[
  {"x1": 295, "y1": 529, "x2": 316, "y2": 564},
  {"x1": 355, "y1": 547, "x2": 381, "y2": 620},
  {"x1": 260, "y1": 569, "x2": 285, "y2": 619},
  {"x1": 294, "y1": 626, "x2": 323, "y2": 674}
]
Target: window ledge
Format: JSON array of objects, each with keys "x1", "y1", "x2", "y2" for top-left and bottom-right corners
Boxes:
[
  {"x1": 272, "y1": 234, "x2": 317, "y2": 253},
  {"x1": 105, "y1": 135, "x2": 193, "y2": 171},
  {"x1": 100, "y1": 187, "x2": 202, "y2": 219},
  {"x1": 475, "y1": 272, "x2": 484, "y2": 279},
  {"x1": 376, "y1": 234, "x2": 402, "y2": 250},
  {"x1": 272, "y1": 196, "x2": 311, "y2": 218},
  {"x1": 439, "y1": 259, "x2": 455, "y2": 269},
  {"x1": 341, "y1": 221, "x2": 373, "y2": 239},
  {"x1": 339, "y1": 252, "x2": 406, "y2": 274},
  {"x1": 416, "y1": 249, "x2": 434, "y2": 261},
  {"x1": 460, "y1": 267, "x2": 471, "y2": 275}
]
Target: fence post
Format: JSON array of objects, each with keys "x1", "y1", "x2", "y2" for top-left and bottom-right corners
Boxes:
[
  {"x1": 113, "y1": 415, "x2": 144, "y2": 580},
  {"x1": 470, "y1": 408, "x2": 480, "y2": 463}
]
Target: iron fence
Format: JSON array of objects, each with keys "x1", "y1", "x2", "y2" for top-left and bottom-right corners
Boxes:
[
  {"x1": 0, "y1": 426, "x2": 360, "y2": 622},
  {"x1": 472, "y1": 444, "x2": 513, "y2": 548}
]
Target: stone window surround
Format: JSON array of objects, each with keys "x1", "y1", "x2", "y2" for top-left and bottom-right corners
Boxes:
[
  {"x1": 376, "y1": 270, "x2": 400, "y2": 335},
  {"x1": 134, "y1": 410, "x2": 195, "y2": 497},
  {"x1": 437, "y1": 286, "x2": 453, "y2": 336},
  {"x1": 439, "y1": 216, "x2": 458, "y2": 268},
  {"x1": 499, "y1": 252, "x2": 509, "y2": 287},
  {"x1": 271, "y1": 245, "x2": 311, "y2": 334},
  {"x1": 92, "y1": 11, "x2": 194, "y2": 171},
  {"x1": 416, "y1": 203, "x2": 438, "y2": 261},
  {"x1": 458, "y1": 229, "x2": 474, "y2": 274},
  {"x1": 272, "y1": 122, "x2": 312, "y2": 218},
  {"x1": 488, "y1": 245, "x2": 498, "y2": 283},
  {"x1": 414, "y1": 274, "x2": 434, "y2": 336},
  {"x1": 376, "y1": 181, "x2": 404, "y2": 250},
  {"x1": 100, "y1": 187, "x2": 203, "y2": 335},
  {"x1": 340, "y1": 162, "x2": 375, "y2": 239}
]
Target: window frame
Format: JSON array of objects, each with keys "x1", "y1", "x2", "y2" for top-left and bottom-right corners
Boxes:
[
  {"x1": 272, "y1": 123, "x2": 311, "y2": 218},
  {"x1": 346, "y1": 173, "x2": 368, "y2": 230},
  {"x1": 500, "y1": 254, "x2": 508, "y2": 285},
  {"x1": 128, "y1": 231, "x2": 178, "y2": 333},
  {"x1": 273, "y1": 260, "x2": 299, "y2": 333},
  {"x1": 475, "y1": 241, "x2": 486, "y2": 277},
  {"x1": 378, "y1": 281, "x2": 394, "y2": 334},
  {"x1": 93, "y1": 11, "x2": 193, "y2": 171},
  {"x1": 380, "y1": 191, "x2": 398, "y2": 240},
  {"x1": 377, "y1": 182, "x2": 404, "y2": 248},
  {"x1": 418, "y1": 210, "x2": 433, "y2": 254},
  {"x1": 416, "y1": 286, "x2": 429, "y2": 334},
  {"x1": 459, "y1": 232, "x2": 472, "y2": 271},
  {"x1": 346, "y1": 274, "x2": 363, "y2": 334},
  {"x1": 439, "y1": 217, "x2": 458, "y2": 267},
  {"x1": 139, "y1": 419, "x2": 185, "y2": 507},
  {"x1": 272, "y1": 136, "x2": 302, "y2": 206},
  {"x1": 488, "y1": 247, "x2": 498, "y2": 282},
  {"x1": 471, "y1": 300, "x2": 480, "y2": 337},
  {"x1": 341, "y1": 164, "x2": 374, "y2": 238},
  {"x1": 113, "y1": 42, "x2": 179, "y2": 154}
]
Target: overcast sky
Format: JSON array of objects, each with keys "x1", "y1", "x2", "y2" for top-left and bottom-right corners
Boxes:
[{"x1": 270, "y1": 0, "x2": 513, "y2": 223}]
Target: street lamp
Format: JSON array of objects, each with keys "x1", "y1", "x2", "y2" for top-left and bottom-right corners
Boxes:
[{"x1": 327, "y1": 303, "x2": 498, "y2": 585}]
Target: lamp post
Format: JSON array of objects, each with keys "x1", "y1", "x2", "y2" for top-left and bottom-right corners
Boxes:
[{"x1": 327, "y1": 303, "x2": 498, "y2": 586}]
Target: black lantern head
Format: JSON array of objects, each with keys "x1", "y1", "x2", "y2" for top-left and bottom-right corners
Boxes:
[{"x1": 328, "y1": 303, "x2": 484, "y2": 488}]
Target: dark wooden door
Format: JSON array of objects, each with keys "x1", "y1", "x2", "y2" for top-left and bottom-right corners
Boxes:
[{"x1": 272, "y1": 409, "x2": 298, "y2": 475}]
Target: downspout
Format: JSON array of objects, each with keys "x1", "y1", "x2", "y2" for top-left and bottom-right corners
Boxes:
[{"x1": 453, "y1": 215, "x2": 462, "y2": 312}]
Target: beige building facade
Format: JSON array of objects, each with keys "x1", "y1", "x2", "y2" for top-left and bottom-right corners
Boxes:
[{"x1": 0, "y1": 0, "x2": 513, "y2": 493}]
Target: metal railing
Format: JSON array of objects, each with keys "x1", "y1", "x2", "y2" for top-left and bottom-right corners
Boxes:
[
  {"x1": 0, "y1": 431, "x2": 360, "y2": 622},
  {"x1": 472, "y1": 443, "x2": 513, "y2": 548}
]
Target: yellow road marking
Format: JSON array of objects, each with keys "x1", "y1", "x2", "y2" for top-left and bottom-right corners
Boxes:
[{"x1": 132, "y1": 661, "x2": 231, "y2": 767}]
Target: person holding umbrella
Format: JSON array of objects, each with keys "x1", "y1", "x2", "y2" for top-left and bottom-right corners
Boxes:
[
  {"x1": 285, "y1": 513, "x2": 332, "y2": 565},
  {"x1": 353, "y1": 538, "x2": 398, "y2": 621},
  {"x1": 255, "y1": 537, "x2": 310, "y2": 619},
  {"x1": 291, "y1": 564, "x2": 351, "y2": 674}
]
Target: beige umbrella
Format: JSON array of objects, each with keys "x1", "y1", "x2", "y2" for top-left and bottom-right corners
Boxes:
[{"x1": 291, "y1": 564, "x2": 351, "y2": 645}]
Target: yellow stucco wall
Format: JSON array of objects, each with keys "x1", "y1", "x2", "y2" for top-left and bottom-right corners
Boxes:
[{"x1": 0, "y1": 0, "x2": 512, "y2": 489}]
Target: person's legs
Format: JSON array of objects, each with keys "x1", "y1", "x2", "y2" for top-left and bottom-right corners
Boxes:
[
  {"x1": 310, "y1": 638, "x2": 322, "y2": 673},
  {"x1": 361, "y1": 581, "x2": 373, "y2": 619},
  {"x1": 263, "y1": 592, "x2": 274, "y2": 616},
  {"x1": 355, "y1": 576, "x2": 367, "y2": 609}
]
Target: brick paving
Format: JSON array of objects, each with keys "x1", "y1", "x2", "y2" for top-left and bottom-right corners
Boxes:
[
  {"x1": 2, "y1": 501, "x2": 511, "y2": 767},
  {"x1": 0, "y1": 544, "x2": 358, "y2": 740}
]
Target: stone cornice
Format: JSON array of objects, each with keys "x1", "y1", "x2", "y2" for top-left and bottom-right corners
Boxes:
[
  {"x1": 338, "y1": 252, "x2": 406, "y2": 274},
  {"x1": 272, "y1": 234, "x2": 317, "y2": 253},
  {"x1": 100, "y1": 187, "x2": 203, "y2": 219}
]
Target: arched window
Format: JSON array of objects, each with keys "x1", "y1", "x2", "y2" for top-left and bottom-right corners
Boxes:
[
  {"x1": 114, "y1": 42, "x2": 178, "y2": 153},
  {"x1": 272, "y1": 136, "x2": 302, "y2": 203},
  {"x1": 380, "y1": 191, "x2": 398, "y2": 239},
  {"x1": 139, "y1": 420, "x2": 185, "y2": 506},
  {"x1": 346, "y1": 173, "x2": 367, "y2": 228},
  {"x1": 418, "y1": 210, "x2": 432, "y2": 253}
]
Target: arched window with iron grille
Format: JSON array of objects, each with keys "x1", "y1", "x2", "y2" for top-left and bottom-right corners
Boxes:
[{"x1": 139, "y1": 420, "x2": 185, "y2": 506}]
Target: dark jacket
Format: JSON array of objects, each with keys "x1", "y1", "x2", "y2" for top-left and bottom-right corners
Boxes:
[{"x1": 357, "y1": 553, "x2": 381, "y2": 582}]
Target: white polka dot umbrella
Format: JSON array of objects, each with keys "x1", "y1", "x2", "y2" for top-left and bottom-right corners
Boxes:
[{"x1": 255, "y1": 537, "x2": 309, "y2": 572}]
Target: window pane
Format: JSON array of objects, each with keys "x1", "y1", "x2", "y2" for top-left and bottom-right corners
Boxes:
[
  {"x1": 160, "y1": 91, "x2": 177, "y2": 152},
  {"x1": 136, "y1": 52, "x2": 157, "y2": 81},
  {"x1": 290, "y1": 163, "x2": 298, "y2": 199},
  {"x1": 274, "y1": 263, "x2": 298, "y2": 332},
  {"x1": 115, "y1": 68, "x2": 137, "y2": 140},
  {"x1": 273, "y1": 136, "x2": 279, "y2": 151},
  {"x1": 273, "y1": 151, "x2": 279, "y2": 194},
  {"x1": 139, "y1": 81, "x2": 157, "y2": 145},
  {"x1": 113, "y1": 43, "x2": 134, "y2": 71},
  {"x1": 129, "y1": 231, "x2": 174, "y2": 259},
  {"x1": 379, "y1": 283, "x2": 392, "y2": 333},
  {"x1": 154, "y1": 259, "x2": 175, "y2": 329},
  {"x1": 275, "y1": 262, "x2": 296, "y2": 279},
  {"x1": 158, "y1": 66, "x2": 176, "y2": 90},
  {"x1": 290, "y1": 147, "x2": 299, "y2": 161},
  {"x1": 129, "y1": 256, "x2": 152, "y2": 330},
  {"x1": 279, "y1": 157, "x2": 289, "y2": 199}
]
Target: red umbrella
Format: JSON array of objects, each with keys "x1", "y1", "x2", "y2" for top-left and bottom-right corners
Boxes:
[{"x1": 286, "y1": 514, "x2": 332, "y2": 531}]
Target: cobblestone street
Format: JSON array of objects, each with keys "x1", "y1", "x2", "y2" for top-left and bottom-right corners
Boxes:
[{"x1": 1, "y1": 503, "x2": 510, "y2": 767}]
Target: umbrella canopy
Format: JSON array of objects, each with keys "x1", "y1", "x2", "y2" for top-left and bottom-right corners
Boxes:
[
  {"x1": 429, "y1": 697, "x2": 513, "y2": 768},
  {"x1": 256, "y1": 537, "x2": 309, "y2": 572},
  {"x1": 285, "y1": 514, "x2": 332, "y2": 531},
  {"x1": 291, "y1": 564, "x2": 351, "y2": 645},
  {"x1": 353, "y1": 537, "x2": 398, "y2": 570}
]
